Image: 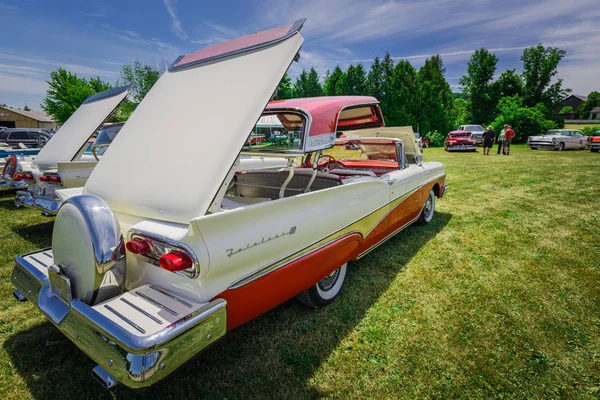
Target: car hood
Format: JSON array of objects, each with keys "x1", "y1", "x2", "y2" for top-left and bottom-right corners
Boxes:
[
  {"x1": 32, "y1": 86, "x2": 129, "y2": 170},
  {"x1": 85, "y1": 20, "x2": 305, "y2": 224}
]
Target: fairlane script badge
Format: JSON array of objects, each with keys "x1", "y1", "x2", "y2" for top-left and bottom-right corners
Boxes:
[{"x1": 226, "y1": 226, "x2": 296, "y2": 257}]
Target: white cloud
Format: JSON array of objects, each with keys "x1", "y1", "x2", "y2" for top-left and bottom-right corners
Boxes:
[
  {"x1": 162, "y1": 0, "x2": 188, "y2": 41},
  {"x1": 0, "y1": 73, "x2": 47, "y2": 95},
  {"x1": 0, "y1": 53, "x2": 119, "y2": 78},
  {"x1": 83, "y1": 12, "x2": 105, "y2": 17}
]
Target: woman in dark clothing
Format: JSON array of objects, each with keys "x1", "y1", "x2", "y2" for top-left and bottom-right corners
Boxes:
[{"x1": 482, "y1": 126, "x2": 495, "y2": 155}]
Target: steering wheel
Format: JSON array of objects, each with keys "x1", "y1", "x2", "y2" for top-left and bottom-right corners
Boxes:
[{"x1": 317, "y1": 154, "x2": 338, "y2": 172}]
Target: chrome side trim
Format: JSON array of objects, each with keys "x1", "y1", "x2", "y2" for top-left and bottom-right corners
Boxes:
[
  {"x1": 134, "y1": 291, "x2": 178, "y2": 316},
  {"x1": 148, "y1": 285, "x2": 193, "y2": 308},
  {"x1": 13, "y1": 289, "x2": 26, "y2": 302},
  {"x1": 357, "y1": 214, "x2": 421, "y2": 259},
  {"x1": 120, "y1": 298, "x2": 163, "y2": 325},
  {"x1": 104, "y1": 304, "x2": 146, "y2": 334},
  {"x1": 92, "y1": 365, "x2": 119, "y2": 389}
]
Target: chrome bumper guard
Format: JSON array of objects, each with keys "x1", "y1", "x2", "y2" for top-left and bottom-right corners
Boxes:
[
  {"x1": 15, "y1": 191, "x2": 61, "y2": 215},
  {"x1": 1, "y1": 178, "x2": 27, "y2": 188},
  {"x1": 527, "y1": 142, "x2": 555, "y2": 149},
  {"x1": 447, "y1": 146, "x2": 476, "y2": 151},
  {"x1": 12, "y1": 249, "x2": 227, "y2": 389}
]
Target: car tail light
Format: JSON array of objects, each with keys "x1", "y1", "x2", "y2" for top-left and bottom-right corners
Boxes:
[
  {"x1": 39, "y1": 175, "x2": 48, "y2": 182},
  {"x1": 23, "y1": 173, "x2": 35, "y2": 182},
  {"x1": 126, "y1": 238, "x2": 151, "y2": 255},
  {"x1": 588, "y1": 136, "x2": 593, "y2": 142},
  {"x1": 48, "y1": 175, "x2": 61, "y2": 183},
  {"x1": 13, "y1": 173, "x2": 23, "y2": 181},
  {"x1": 159, "y1": 251, "x2": 193, "y2": 272}
]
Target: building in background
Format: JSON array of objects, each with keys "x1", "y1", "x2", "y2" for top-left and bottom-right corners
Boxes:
[{"x1": 0, "y1": 105, "x2": 56, "y2": 129}]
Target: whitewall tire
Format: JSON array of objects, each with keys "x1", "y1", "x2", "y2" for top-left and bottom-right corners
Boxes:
[
  {"x1": 417, "y1": 190, "x2": 435, "y2": 225},
  {"x1": 297, "y1": 263, "x2": 347, "y2": 308}
]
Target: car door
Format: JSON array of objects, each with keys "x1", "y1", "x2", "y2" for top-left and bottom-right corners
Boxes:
[
  {"x1": 571, "y1": 131, "x2": 586, "y2": 148},
  {"x1": 8, "y1": 131, "x2": 30, "y2": 147}
]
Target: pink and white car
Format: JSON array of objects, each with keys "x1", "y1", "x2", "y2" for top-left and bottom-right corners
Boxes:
[{"x1": 11, "y1": 19, "x2": 446, "y2": 389}]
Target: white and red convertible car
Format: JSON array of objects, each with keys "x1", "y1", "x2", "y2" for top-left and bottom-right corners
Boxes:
[{"x1": 11, "y1": 19, "x2": 446, "y2": 389}]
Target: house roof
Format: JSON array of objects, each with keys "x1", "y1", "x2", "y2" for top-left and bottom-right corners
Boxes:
[
  {"x1": 265, "y1": 96, "x2": 384, "y2": 137},
  {"x1": 568, "y1": 94, "x2": 588, "y2": 102},
  {"x1": 0, "y1": 105, "x2": 54, "y2": 122},
  {"x1": 590, "y1": 106, "x2": 600, "y2": 113}
]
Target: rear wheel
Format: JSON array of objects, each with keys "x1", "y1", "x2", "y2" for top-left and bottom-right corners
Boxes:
[
  {"x1": 530, "y1": 147, "x2": 538, "y2": 150},
  {"x1": 297, "y1": 263, "x2": 347, "y2": 308},
  {"x1": 417, "y1": 190, "x2": 436, "y2": 225}
]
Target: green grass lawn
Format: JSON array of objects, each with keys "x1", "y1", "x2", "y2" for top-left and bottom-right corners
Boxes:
[{"x1": 0, "y1": 144, "x2": 599, "y2": 399}]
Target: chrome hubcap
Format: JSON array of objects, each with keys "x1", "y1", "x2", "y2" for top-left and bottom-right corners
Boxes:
[
  {"x1": 424, "y1": 195, "x2": 433, "y2": 216},
  {"x1": 318, "y1": 268, "x2": 340, "y2": 291}
]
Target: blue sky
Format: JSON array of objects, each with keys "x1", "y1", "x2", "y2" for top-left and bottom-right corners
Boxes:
[{"x1": 1, "y1": 0, "x2": 598, "y2": 109}]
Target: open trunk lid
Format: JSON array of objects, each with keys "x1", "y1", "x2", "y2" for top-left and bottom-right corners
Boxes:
[
  {"x1": 85, "y1": 20, "x2": 305, "y2": 224},
  {"x1": 33, "y1": 86, "x2": 129, "y2": 170}
]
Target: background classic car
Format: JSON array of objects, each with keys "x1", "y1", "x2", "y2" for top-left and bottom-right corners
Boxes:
[
  {"x1": 457, "y1": 124, "x2": 484, "y2": 145},
  {"x1": 588, "y1": 132, "x2": 600, "y2": 152},
  {"x1": 527, "y1": 129, "x2": 589, "y2": 150},
  {"x1": 444, "y1": 130, "x2": 477, "y2": 151},
  {"x1": 12, "y1": 87, "x2": 130, "y2": 215},
  {"x1": 11, "y1": 20, "x2": 446, "y2": 390}
]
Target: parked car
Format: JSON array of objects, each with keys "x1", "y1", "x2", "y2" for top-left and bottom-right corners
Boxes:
[
  {"x1": 10, "y1": 20, "x2": 446, "y2": 390},
  {"x1": 15, "y1": 121, "x2": 126, "y2": 215},
  {"x1": 588, "y1": 131, "x2": 600, "y2": 152},
  {"x1": 458, "y1": 124, "x2": 484, "y2": 145},
  {"x1": 0, "y1": 128, "x2": 52, "y2": 148},
  {"x1": 444, "y1": 130, "x2": 477, "y2": 151},
  {"x1": 245, "y1": 133, "x2": 266, "y2": 145},
  {"x1": 415, "y1": 132, "x2": 429, "y2": 149},
  {"x1": 527, "y1": 129, "x2": 589, "y2": 151}
]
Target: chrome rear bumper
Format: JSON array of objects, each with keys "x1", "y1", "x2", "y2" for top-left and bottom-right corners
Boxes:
[
  {"x1": 15, "y1": 191, "x2": 61, "y2": 215},
  {"x1": 11, "y1": 249, "x2": 227, "y2": 389},
  {"x1": 1, "y1": 178, "x2": 27, "y2": 188}
]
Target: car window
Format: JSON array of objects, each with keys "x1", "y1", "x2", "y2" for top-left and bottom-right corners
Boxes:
[
  {"x1": 0, "y1": 131, "x2": 8, "y2": 140},
  {"x1": 572, "y1": 131, "x2": 583, "y2": 137},
  {"x1": 28, "y1": 131, "x2": 43, "y2": 137},
  {"x1": 9, "y1": 131, "x2": 29, "y2": 140},
  {"x1": 559, "y1": 131, "x2": 570, "y2": 136}
]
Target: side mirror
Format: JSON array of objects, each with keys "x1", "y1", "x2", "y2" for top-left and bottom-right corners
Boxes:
[{"x1": 416, "y1": 155, "x2": 423, "y2": 165}]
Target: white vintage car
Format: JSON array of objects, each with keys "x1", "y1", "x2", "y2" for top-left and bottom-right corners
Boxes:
[
  {"x1": 11, "y1": 19, "x2": 446, "y2": 390},
  {"x1": 9, "y1": 86, "x2": 130, "y2": 214},
  {"x1": 527, "y1": 129, "x2": 589, "y2": 150}
]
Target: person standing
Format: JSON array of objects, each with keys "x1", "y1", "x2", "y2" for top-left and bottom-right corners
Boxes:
[
  {"x1": 497, "y1": 126, "x2": 505, "y2": 154},
  {"x1": 503, "y1": 125, "x2": 516, "y2": 155},
  {"x1": 482, "y1": 126, "x2": 495, "y2": 155}
]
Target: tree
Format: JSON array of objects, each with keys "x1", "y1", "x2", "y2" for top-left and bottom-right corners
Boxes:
[
  {"x1": 42, "y1": 68, "x2": 113, "y2": 125},
  {"x1": 449, "y1": 98, "x2": 472, "y2": 128},
  {"x1": 340, "y1": 64, "x2": 367, "y2": 95},
  {"x1": 275, "y1": 73, "x2": 294, "y2": 99},
  {"x1": 119, "y1": 60, "x2": 162, "y2": 103},
  {"x1": 418, "y1": 55, "x2": 453, "y2": 135},
  {"x1": 379, "y1": 53, "x2": 395, "y2": 117},
  {"x1": 459, "y1": 48, "x2": 498, "y2": 123},
  {"x1": 577, "y1": 91, "x2": 600, "y2": 119},
  {"x1": 293, "y1": 68, "x2": 322, "y2": 98},
  {"x1": 324, "y1": 66, "x2": 345, "y2": 96},
  {"x1": 491, "y1": 69, "x2": 523, "y2": 100},
  {"x1": 366, "y1": 56, "x2": 384, "y2": 100},
  {"x1": 387, "y1": 60, "x2": 420, "y2": 127},
  {"x1": 521, "y1": 45, "x2": 570, "y2": 110}
]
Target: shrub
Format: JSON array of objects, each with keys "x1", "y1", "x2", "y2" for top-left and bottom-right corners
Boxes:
[
  {"x1": 581, "y1": 126, "x2": 600, "y2": 136},
  {"x1": 491, "y1": 96, "x2": 557, "y2": 142},
  {"x1": 559, "y1": 106, "x2": 573, "y2": 114},
  {"x1": 424, "y1": 130, "x2": 446, "y2": 147}
]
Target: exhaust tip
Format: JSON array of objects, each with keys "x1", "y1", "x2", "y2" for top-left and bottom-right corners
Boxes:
[
  {"x1": 13, "y1": 289, "x2": 27, "y2": 302},
  {"x1": 92, "y1": 365, "x2": 118, "y2": 389}
]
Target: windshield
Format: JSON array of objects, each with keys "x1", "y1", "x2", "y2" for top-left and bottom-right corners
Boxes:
[
  {"x1": 464, "y1": 125, "x2": 484, "y2": 132},
  {"x1": 243, "y1": 112, "x2": 306, "y2": 153},
  {"x1": 449, "y1": 132, "x2": 470, "y2": 138}
]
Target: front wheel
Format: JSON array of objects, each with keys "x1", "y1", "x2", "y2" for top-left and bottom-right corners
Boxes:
[
  {"x1": 417, "y1": 190, "x2": 436, "y2": 225},
  {"x1": 530, "y1": 147, "x2": 538, "y2": 150},
  {"x1": 297, "y1": 263, "x2": 347, "y2": 308},
  {"x1": 591, "y1": 148, "x2": 599, "y2": 153},
  {"x1": 558, "y1": 142, "x2": 565, "y2": 151}
]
